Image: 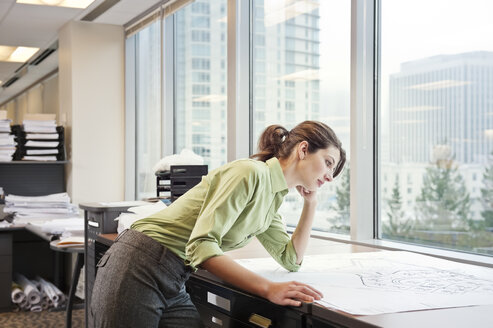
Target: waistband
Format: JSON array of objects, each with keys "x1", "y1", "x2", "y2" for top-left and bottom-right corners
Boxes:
[{"x1": 114, "y1": 229, "x2": 192, "y2": 272}]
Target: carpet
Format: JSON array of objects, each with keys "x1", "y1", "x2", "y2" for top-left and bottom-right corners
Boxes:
[{"x1": 0, "y1": 308, "x2": 85, "y2": 328}]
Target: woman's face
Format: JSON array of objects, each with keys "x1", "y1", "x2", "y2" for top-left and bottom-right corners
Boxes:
[{"x1": 297, "y1": 144, "x2": 341, "y2": 192}]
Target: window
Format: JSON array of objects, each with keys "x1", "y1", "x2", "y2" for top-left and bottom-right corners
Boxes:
[
  {"x1": 175, "y1": 0, "x2": 227, "y2": 169},
  {"x1": 191, "y1": 58, "x2": 210, "y2": 70},
  {"x1": 252, "y1": 0, "x2": 351, "y2": 234},
  {"x1": 125, "y1": 0, "x2": 493, "y2": 261},
  {"x1": 379, "y1": 0, "x2": 493, "y2": 256},
  {"x1": 192, "y1": 30, "x2": 210, "y2": 42}
]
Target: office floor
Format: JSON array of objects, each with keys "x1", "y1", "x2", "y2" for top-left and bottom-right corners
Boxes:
[{"x1": 0, "y1": 308, "x2": 84, "y2": 328}]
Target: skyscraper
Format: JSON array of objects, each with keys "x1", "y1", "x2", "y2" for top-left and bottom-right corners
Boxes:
[
  {"x1": 388, "y1": 51, "x2": 493, "y2": 165},
  {"x1": 175, "y1": 0, "x2": 321, "y2": 169}
]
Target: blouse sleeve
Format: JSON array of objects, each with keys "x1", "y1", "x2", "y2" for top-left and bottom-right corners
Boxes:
[{"x1": 256, "y1": 213, "x2": 301, "y2": 272}]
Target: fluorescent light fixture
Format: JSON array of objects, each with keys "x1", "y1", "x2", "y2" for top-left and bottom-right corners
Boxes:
[
  {"x1": 485, "y1": 130, "x2": 493, "y2": 138},
  {"x1": 193, "y1": 95, "x2": 227, "y2": 102},
  {"x1": 16, "y1": 0, "x2": 96, "y2": 9},
  {"x1": 396, "y1": 105, "x2": 442, "y2": 112},
  {"x1": 0, "y1": 46, "x2": 39, "y2": 62},
  {"x1": 407, "y1": 80, "x2": 472, "y2": 91},
  {"x1": 278, "y1": 69, "x2": 319, "y2": 81},
  {"x1": 264, "y1": 0, "x2": 319, "y2": 27}
]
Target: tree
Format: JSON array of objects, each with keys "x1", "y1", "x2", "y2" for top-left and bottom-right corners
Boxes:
[
  {"x1": 480, "y1": 156, "x2": 493, "y2": 228},
  {"x1": 415, "y1": 158, "x2": 471, "y2": 231},
  {"x1": 383, "y1": 175, "x2": 412, "y2": 236},
  {"x1": 327, "y1": 166, "x2": 350, "y2": 233}
]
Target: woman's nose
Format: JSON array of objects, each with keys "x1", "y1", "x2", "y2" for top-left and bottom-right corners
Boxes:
[{"x1": 324, "y1": 172, "x2": 333, "y2": 182}]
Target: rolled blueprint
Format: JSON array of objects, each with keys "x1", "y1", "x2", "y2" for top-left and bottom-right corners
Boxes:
[
  {"x1": 13, "y1": 273, "x2": 41, "y2": 305},
  {"x1": 30, "y1": 304, "x2": 42, "y2": 312},
  {"x1": 11, "y1": 287, "x2": 25, "y2": 304}
]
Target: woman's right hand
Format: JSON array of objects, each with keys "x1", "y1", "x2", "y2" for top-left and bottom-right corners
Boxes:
[{"x1": 265, "y1": 280, "x2": 323, "y2": 307}]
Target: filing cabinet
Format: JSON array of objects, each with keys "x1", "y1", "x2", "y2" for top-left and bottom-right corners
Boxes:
[
  {"x1": 0, "y1": 233, "x2": 12, "y2": 312},
  {"x1": 79, "y1": 202, "x2": 143, "y2": 328},
  {"x1": 187, "y1": 271, "x2": 308, "y2": 328}
]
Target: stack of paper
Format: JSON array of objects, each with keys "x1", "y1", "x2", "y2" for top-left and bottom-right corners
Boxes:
[
  {"x1": 23, "y1": 113, "x2": 57, "y2": 133},
  {"x1": 12, "y1": 113, "x2": 65, "y2": 161},
  {"x1": 3, "y1": 192, "x2": 79, "y2": 223},
  {"x1": 0, "y1": 111, "x2": 16, "y2": 161},
  {"x1": 54, "y1": 236, "x2": 84, "y2": 248}
]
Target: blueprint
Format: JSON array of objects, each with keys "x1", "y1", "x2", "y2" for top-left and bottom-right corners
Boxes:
[{"x1": 235, "y1": 251, "x2": 493, "y2": 315}]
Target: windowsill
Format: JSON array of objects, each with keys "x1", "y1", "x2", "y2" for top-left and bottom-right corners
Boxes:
[{"x1": 287, "y1": 227, "x2": 493, "y2": 268}]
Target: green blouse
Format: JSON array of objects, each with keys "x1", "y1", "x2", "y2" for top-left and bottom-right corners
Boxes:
[{"x1": 131, "y1": 157, "x2": 300, "y2": 272}]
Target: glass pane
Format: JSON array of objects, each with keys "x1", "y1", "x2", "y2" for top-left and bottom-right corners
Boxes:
[
  {"x1": 134, "y1": 21, "x2": 162, "y2": 200},
  {"x1": 379, "y1": 0, "x2": 493, "y2": 256},
  {"x1": 252, "y1": 0, "x2": 351, "y2": 233},
  {"x1": 175, "y1": 0, "x2": 228, "y2": 169}
]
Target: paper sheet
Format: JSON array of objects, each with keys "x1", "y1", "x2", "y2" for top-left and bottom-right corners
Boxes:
[{"x1": 235, "y1": 251, "x2": 493, "y2": 315}]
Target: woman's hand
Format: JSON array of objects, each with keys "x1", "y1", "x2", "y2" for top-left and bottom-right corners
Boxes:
[
  {"x1": 265, "y1": 280, "x2": 323, "y2": 307},
  {"x1": 296, "y1": 185, "x2": 317, "y2": 204}
]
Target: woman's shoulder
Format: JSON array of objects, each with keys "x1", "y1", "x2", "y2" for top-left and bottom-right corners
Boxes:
[
  {"x1": 230, "y1": 158, "x2": 268, "y2": 171},
  {"x1": 217, "y1": 158, "x2": 269, "y2": 179}
]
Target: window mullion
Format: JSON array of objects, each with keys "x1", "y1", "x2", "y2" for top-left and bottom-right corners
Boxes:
[
  {"x1": 227, "y1": 0, "x2": 250, "y2": 162},
  {"x1": 350, "y1": 0, "x2": 376, "y2": 241},
  {"x1": 163, "y1": 15, "x2": 175, "y2": 157}
]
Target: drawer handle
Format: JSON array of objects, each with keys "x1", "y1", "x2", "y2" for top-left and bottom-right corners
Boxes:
[
  {"x1": 211, "y1": 316, "x2": 223, "y2": 326},
  {"x1": 88, "y1": 221, "x2": 99, "y2": 228},
  {"x1": 248, "y1": 314, "x2": 272, "y2": 328}
]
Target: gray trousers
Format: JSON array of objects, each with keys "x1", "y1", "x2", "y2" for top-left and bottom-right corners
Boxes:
[{"x1": 90, "y1": 229, "x2": 203, "y2": 328}]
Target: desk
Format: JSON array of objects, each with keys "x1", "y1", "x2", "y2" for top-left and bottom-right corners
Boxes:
[
  {"x1": 93, "y1": 234, "x2": 493, "y2": 328},
  {"x1": 192, "y1": 239, "x2": 493, "y2": 328},
  {"x1": 50, "y1": 241, "x2": 84, "y2": 328}
]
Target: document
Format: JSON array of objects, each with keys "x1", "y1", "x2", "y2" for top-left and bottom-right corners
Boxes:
[
  {"x1": 235, "y1": 251, "x2": 493, "y2": 315},
  {"x1": 26, "y1": 133, "x2": 59, "y2": 140},
  {"x1": 53, "y1": 236, "x2": 84, "y2": 248},
  {"x1": 25, "y1": 140, "x2": 59, "y2": 147}
]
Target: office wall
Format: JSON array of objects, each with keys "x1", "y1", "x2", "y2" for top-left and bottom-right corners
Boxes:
[
  {"x1": 26, "y1": 84, "x2": 43, "y2": 114},
  {"x1": 0, "y1": 75, "x2": 59, "y2": 124},
  {"x1": 42, "y1": 75, "x2": 59, "y2": 117},
  {"x1": 0, "y1": 101, "x2": 16, "y2": 122},
  {"x1": 59, "y1": 21, "x2": 125, "y2": 205}
]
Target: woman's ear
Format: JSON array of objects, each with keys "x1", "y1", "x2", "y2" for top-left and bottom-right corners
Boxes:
[{"x1": 298, "y1": 141, "x2": 309, "y2": 160}]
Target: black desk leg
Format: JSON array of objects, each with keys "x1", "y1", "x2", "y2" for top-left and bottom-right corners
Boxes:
[{"x1": 66, "y1": 253, "x2": 84, "y2": 328}]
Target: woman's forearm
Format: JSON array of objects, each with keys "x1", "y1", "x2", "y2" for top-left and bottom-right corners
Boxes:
[
  {"x1": 201, "y1": 254, "x2": 323, "y2": 306},
  {"x1": 291, "y1": 200, "x2": 317, "y2": 264},
  {"x1": 201, "y1": 255, "x2": 270, "y2": 298}
]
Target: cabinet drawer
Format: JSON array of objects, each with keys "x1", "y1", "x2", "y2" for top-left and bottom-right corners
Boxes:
[
  {"x1": 187, "y1": 275, "x2": 306, "y2": 328},
  {"x1": 0, "y1": 234, "x2": 12, "y2": 255},
  {"x1": 196, "y1": 302, "x2": 252, "y2": 328},
  {"x1": 307, "y1": 316, "x2": 345, "y2": 328},
  {"x1": 0, "y1": 272, "x2": 12, "y2": 311},
  {"x1": 86, "y1": 212, "x2": 104, "y2": 230},
  {"x1": 0, "y1": 256, "x2": 11, "y2": 273}
]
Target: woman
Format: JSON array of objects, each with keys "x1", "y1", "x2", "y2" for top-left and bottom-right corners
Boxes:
[{"x1": 91, "y1": 120, "x2": 346, "y2": 328}]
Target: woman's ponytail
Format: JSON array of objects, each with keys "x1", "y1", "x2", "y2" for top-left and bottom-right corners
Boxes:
[{"x1": 251, "y1": 125, "x2": 289, "y2": 162}]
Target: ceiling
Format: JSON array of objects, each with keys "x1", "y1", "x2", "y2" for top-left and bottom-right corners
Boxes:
[{"x1": 0, "y1": 0, "x2": 162, "y2": 105}]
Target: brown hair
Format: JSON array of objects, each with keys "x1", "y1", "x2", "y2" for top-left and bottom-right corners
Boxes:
[{"x1": 251, "y1": 121, "x2": 346, "y2": 178}]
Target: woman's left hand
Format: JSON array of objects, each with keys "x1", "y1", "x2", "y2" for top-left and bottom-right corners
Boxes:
[{"x1": 296, "y1": 185, "x2": 317, "y2": 203}]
